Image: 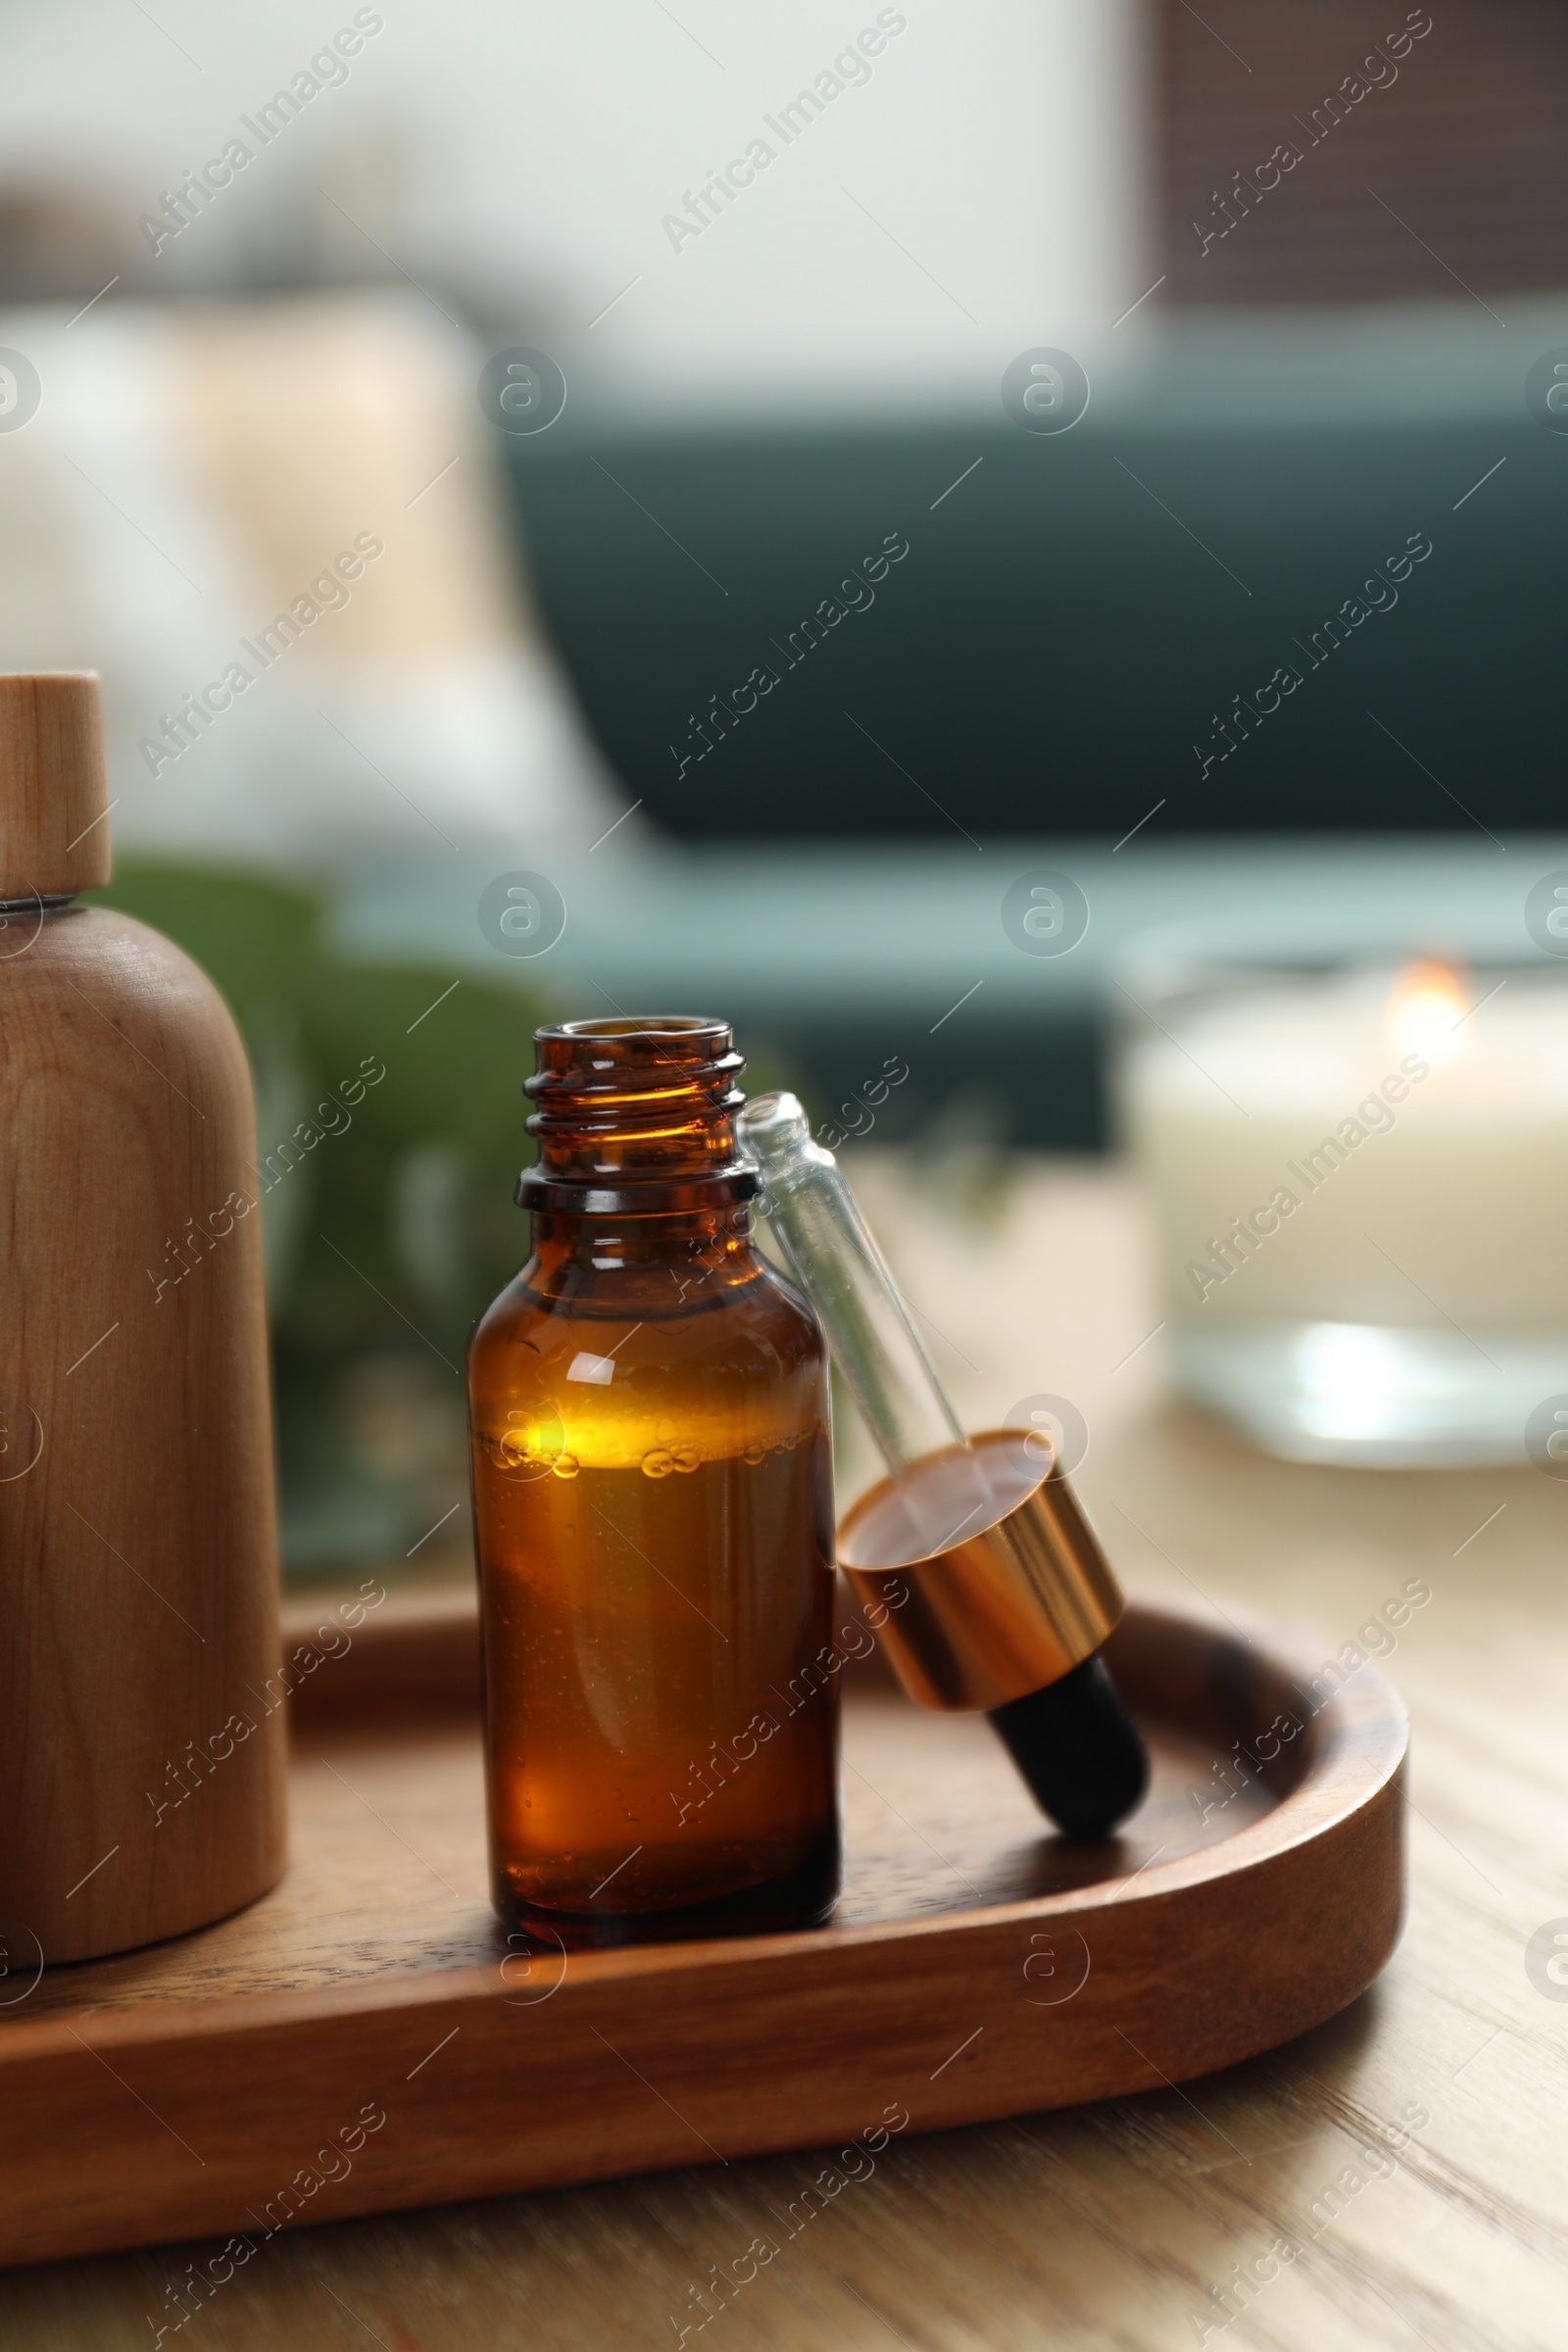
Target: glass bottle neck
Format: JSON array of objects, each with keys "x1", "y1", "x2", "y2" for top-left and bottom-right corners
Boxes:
[{"x1": 517, "y1": 1016, "x2": 760, "y2": 1217}]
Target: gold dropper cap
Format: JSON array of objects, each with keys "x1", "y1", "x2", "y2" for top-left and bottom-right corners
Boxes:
[
  {"x1": 837, "y1": 1428, "x2": 1124, "y2": 1712},
  {"x1": 0, "y1": 672, "x2": 111, "y2": 898}
]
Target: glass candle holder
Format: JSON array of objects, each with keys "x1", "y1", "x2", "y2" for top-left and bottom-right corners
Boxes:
[{"x1": 1115, "y1": 952, "x2": 1568, "y2": 1465}]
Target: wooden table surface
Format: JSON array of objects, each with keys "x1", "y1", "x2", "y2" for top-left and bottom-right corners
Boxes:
[{"x1": 6, "y1": 1158, "x2": 1565, "y2": 2351}]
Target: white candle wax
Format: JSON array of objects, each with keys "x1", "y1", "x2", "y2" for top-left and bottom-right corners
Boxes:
[{"x1": 1122, "y1": 966, "x2": 1568, "y2": 1334}]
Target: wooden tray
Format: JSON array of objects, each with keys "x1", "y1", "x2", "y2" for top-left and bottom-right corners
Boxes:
[{"x1": 0, "y1": 1589, "x2": 1406, "y2": 2270}]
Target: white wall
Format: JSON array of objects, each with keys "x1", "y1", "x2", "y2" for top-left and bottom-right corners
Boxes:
[{"x1": 0, "y1": 0, "x2": 1153, "y2": 417}]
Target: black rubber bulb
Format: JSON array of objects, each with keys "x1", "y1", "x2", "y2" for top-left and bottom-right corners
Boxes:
[{"x1": 988, "y1": 1653, "x2": 1150, "y2": 1838}]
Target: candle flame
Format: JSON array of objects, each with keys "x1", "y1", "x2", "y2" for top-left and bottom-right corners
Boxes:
[{"x1": 1385, "y1": 957, "x2": 1468, "y2": 1067}]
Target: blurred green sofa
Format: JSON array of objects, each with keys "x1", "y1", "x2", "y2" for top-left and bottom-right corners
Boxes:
[
  {"x1": 503, "y1": 299, "x2": 1568, "y2": 842},
  {"x1": 338, "y1": 298, "x2": 1568, "y2": 1154}
]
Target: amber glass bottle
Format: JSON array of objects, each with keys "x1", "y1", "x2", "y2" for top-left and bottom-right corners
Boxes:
[{"x1": 467, "y1": 1017, "x2": 840, "y2": 1946}]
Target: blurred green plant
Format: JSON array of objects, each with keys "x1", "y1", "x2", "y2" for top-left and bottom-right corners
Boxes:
[{"x1": 100, "y1": 862, "x2": 543, "y2": 1578}]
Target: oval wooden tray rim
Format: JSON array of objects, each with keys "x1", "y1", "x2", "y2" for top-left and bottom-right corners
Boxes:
[
  {"x1": 1, "y1": 1597, "x2": 1406, "y2": 2057},
  {"x1": 0, "y1": 1590, "x2": 1411, "y2": 2270}
]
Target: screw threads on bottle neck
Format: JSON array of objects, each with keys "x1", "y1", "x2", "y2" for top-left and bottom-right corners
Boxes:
[{"x1": 517, "y1": 1015, "x2": 761, "y2": 1216}]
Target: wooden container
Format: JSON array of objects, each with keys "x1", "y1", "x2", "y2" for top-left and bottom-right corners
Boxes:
[{"x1": 0, "y1": 672, "x2": 285, "y2": 1964}]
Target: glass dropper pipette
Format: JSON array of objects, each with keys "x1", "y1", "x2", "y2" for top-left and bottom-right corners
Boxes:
[{"x1": 739, "y1": 1091, "x2": 1147, "y2": 1839}]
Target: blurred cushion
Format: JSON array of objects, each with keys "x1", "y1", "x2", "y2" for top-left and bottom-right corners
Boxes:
[{"x1": 0, "y1": 292, "x2": 632, "y2": 870}]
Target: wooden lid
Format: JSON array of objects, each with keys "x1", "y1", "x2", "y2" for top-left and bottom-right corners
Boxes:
[{"x1": 0, "y1": 671, "x2": 111, "y2": 898}]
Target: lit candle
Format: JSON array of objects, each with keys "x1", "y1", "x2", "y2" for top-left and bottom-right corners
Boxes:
[{"x1": 1118, "y1": 960, "x2": 1568, "y2": 1459}]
